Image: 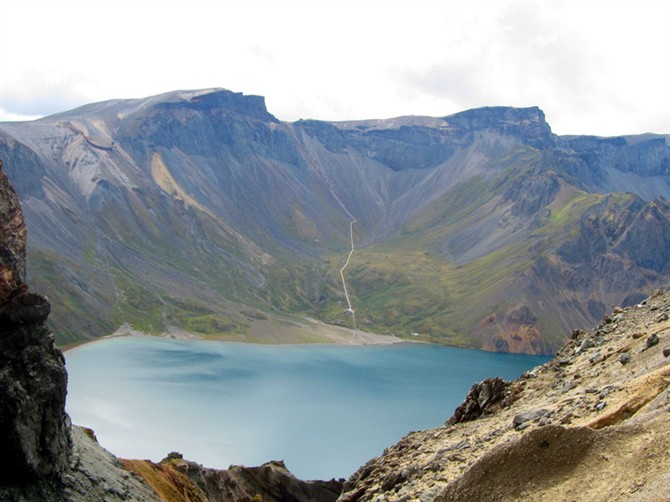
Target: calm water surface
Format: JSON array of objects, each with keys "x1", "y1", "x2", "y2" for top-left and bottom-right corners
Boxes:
[{"x1": 65, "y1": 337, "x2": 549, "y2": 480}]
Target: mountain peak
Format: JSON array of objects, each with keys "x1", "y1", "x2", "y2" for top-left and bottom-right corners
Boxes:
[
  {"x1": 444, "y1": 105, "x2": 547, "y2": 126},
  {"x1": 151, "y1": 88, "x2": 277, "y2": 121},
  {"x1": 45, "y1": 88, "x2": 276, "y2": 123},
  {"x1": 444, "y1": 106, "x2": 553, "y2": 146}
]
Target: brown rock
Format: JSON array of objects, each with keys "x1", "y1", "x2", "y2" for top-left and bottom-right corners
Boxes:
[{"x1": 0, "y1": 160, "x2": 27, "y2": 314}]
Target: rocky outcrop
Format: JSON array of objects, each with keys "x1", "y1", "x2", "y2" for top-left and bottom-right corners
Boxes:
[
  {"x1": 565, "y1": 134, "x2": 670, "y2": 178},
  {"x1": 502, "y1": 169, "x2": 561, "y2": 217},
  {"x1": 0, "y1": 159, "x2": 27, "y2": 300},
  {"x1": 479, "y1": 306, "x2": 546, "y2": 355},
  {"x1": 0, "y1": 160, "x2": 71, "y2": 484},
  {"x1": 339, "y1": 291, "x2": 670, "y2": 500},
  {"x1": 446, "y1": 377, "x2": 515, "y2": 425},
  {"x1": 443, "y1": 106, "x2": 554, "y2": 148}
]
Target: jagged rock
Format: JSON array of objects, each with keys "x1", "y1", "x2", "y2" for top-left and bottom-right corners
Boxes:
[
  {"x1": 447, "y1": 377, "x2": 513, "y2": 425},
  {"x1": 609, "y1": 313, "x2": 624, "y2": 323},
  {"x1": 663, "y1": 347, "x2": 670, "y2": 358},
  {"x1": 655, "y1": 312, "x2": 669, "y2": 323}
]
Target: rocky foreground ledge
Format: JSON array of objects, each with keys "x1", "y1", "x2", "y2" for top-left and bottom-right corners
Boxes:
[{"x1": 340, "y1": 291, "x2": 670, "y2": 501}]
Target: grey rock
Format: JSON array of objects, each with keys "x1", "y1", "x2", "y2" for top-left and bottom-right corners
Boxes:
[
  {"x1": 513, "y1": 409, "x2": 550, "y2": 428},
  {"x1": 663, "y1": 347, "x2": 670, "y2": 358},
  {"x1": 559, "y1": 411, "x2": 574, "y2": 424},
  {"x1": 655, "y1": 312, "x2": 669, "y2": 323},
  {"x1": 646, "y1": 333, "x2": 660, "y2": 349},
  {"x1": 610, "y1": 313, "x2": 624, "y2": 323},
  {"x1": 579, "y1": 339, "x2": 596, "y2": 352},
  {"x1": 619, "y1": 353, "x2": 631, "y2": 365},
  {"x1": 561, "y1": 380, "x2": 577, "y2": 393}
]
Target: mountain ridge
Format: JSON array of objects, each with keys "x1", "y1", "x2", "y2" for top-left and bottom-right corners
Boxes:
[{"x1": 1, "y1": 88, "x2": 669, "y2": 353}]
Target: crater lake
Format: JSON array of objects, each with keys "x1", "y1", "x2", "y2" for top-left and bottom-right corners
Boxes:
[{"x1": 65, "y1": 336, "x2": 549, "y2": 480}]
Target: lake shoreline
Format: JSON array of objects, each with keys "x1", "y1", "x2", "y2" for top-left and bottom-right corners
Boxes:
[{"x1": 62, "y1": 321, "x2": 406, "y2": 354}]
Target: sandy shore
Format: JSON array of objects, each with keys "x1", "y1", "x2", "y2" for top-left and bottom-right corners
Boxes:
[{"x1": 63, "y1": 317, "x2": 403, "y2": 353}]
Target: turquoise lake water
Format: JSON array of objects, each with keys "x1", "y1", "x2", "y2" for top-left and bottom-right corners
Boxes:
[{"x1": 64, "y1": 337, "x2": 549, "y2": 480}]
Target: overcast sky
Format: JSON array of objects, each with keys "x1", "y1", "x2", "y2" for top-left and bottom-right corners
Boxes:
[{"x1": 1, "y1": 0, "x2": 668, "y2": 136}]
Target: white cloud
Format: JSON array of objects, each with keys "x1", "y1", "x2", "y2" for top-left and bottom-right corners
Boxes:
[
  {"x1": 0, "y1": 0, "x2": 668, "y2": 135},
  {"x1": 0, "y1": 108, "x2": 42, "y2": 122}
]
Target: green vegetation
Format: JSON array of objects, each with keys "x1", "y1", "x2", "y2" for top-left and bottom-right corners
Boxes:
[
  {"x1": 181, "y1": 313, "x2": 248, "y2": 338},
  {"x1": 27, "y1": 249, "x2": 118, "y2": 344}
]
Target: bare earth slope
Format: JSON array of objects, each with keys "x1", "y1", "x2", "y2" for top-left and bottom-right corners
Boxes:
[{"x1": 340, "y1": 291, "x2": 670, "y2": 501}]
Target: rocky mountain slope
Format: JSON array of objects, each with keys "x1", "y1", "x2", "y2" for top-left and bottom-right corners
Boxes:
[
  {"x1": 1, "y1": 89, "x2": 670, "y2": 353},
  {"x1": 340, "y1": 291, "x2": 670, "y2": 501}
]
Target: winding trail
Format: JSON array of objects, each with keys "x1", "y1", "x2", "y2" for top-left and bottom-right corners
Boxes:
[
  {"x1": 287, "y1": 124, "x2": 358, "y2": 331},
  {"x1": 339, "y1": 218, "x2": 357, "y2": 329}
]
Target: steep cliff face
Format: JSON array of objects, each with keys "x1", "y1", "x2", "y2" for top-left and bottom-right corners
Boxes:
[{"x1": 0, "y1": 160, "x2": 71, "y2": 483}]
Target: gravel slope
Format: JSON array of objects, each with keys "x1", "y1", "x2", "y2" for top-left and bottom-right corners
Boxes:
[{"x1": 340, "y1": 291, "x2": 670, "y2": 501}]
